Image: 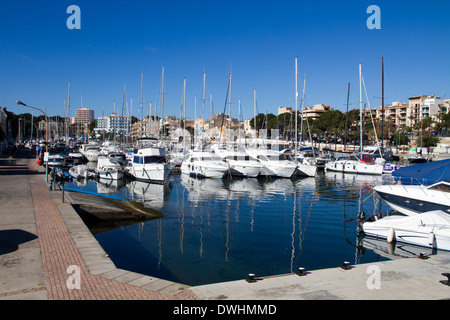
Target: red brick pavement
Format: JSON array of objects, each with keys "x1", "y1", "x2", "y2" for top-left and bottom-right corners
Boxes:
[{"x1": 27, "y1": 159, "x2": 196, "y2": 300}]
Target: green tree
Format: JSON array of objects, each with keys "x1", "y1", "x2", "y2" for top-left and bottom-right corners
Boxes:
[
  {"x1": 248, "y1": 113, "x2": 276, "y2": 131},
  {"x1": 416, "y1": 133, "x2": 438, "y2": 148},
  {"x1": 390, "y1": 132, "x2": 410, "y2": 146}
]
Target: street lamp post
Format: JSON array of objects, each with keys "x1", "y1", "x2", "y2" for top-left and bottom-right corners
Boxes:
[
  {"x1": 16, "y1": 101, "x2": 49, "y2": 153},
  {"x1": 16, "y1": 101, "x2": 50, "y2": 183}
]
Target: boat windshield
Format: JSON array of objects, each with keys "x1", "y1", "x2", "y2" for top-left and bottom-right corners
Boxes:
[
  {"x1": 144, "y1": 156, "x2": 165, "y2": 164},
  {"x1": 133, "y1": 156, "x2": 165, "y2": 164},
  {"x1": 225, "y1": 155, "x2": 257, "y2": 161},
  {"x1": 259, "y1": 154, "x2": 293, "y2": 161},
  {"x1": 201, "y1": 156, "x2": 222, "y2": 161},
  {"x1": 268, "y1": 154, "x2": 293, "y2": 161},
  {"x1": 428, "y1": 182, "x2": 450, "y2": 193}
]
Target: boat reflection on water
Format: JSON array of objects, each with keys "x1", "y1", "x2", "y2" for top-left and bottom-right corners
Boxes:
[
  {"x1": 179, "y1": 174, "x2": 230, "y2": 203},
  {"x1": 127, "y1": 180, "x2": 173, "y2": 210},
  {"x1": 97, "y1": 178, "x2": 125, "y2": 194},
  {"x1": 360, "y1": 237, "x2": 437, "y2": 259}
]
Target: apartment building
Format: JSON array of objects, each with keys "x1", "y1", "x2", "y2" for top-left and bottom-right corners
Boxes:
[
  {"x1": 278, "y1": 106, "x2": 293, "y2": 116},
  {"x1": 374, "y1": 102, "x2": 409, "y2": 127},
  {"x1": 277, "y1": 104, "x2": 331, "y2": 121},
  {"x1": 302, "y1": 104, "x2": 332, "y2": 121},
  {"x1": 94, "y1": 112, "x2": 129, "y2": 136},
  {"x1": 74, "y1": 108, "x2": 94, "y2": 125},
  {"x1": 368, "y1": 95, "x2": 448, "y2": 128}
]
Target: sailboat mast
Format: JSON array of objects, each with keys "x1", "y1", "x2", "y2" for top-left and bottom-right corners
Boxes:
[
  {"x1": 381, "y1": 56, "x2": 385, "y2": 152},
  {"x1": 194, "y1": 95, "x2": 197, "y2": 145},
  {"x1": 66, "y1": 81, "x2": 70, "y2": 146},
  {"x1": 141, "y1": 72, "x2": 144, "y2": 121},
  {"x1": 160, "y1": 67, "x2": 165, "y2": 139},
  {"x1": 202, "y1": 72, "x2": 206, "y2": 132},
  {"x1": 148, "y1": 102, "x2": 152, "y2": 136},
  {"x1": 210, "y1": 93, "x2": 213, "y2": 123},
  {"x1": 295, "y1": 57, "x2": 298, "y2": 161},
  {"x1": 359, "y1": 64, "x2": 363, "y2": 156},
  {"x1": 253, "y1": 90, "x2": 256, "y2": 136},
  {"x1": 300, "y1": 76, "x2": 306, "y2": 147},
  {"x1": 344, "y1": 82, "x2": 350, "y2": 150},
  {"x1": 122, "y1": 82, "x2": 126, "y2": 144},
  {"x1": 238, "y1": 98, "x2": 241, "y2": 145},
  {"x1": 183, "y1": 78, "x2": 186, "y2": 152},
  {"x1": 129, "y1": 97, "x2": 132, "y2": 143},
  {"x1": 228, "y1": 72, "x2": 232, "y2": 138}
]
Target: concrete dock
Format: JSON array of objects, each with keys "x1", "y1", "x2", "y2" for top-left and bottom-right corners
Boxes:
[{"x1": 1, "y1": 148, "x2": 449, "y2": 300}]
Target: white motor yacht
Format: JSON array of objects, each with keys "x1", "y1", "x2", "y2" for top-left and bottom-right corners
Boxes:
[
  {"x1": 96, "y1": 155, "x2": 123, "y2": 180},
  {"x1": 246, "y1": 149, "x2": 297, "y2": 178},
  {"x1": 374, "y1": 181, "x2": 450, "y2": 216},
  {"x1": 214, "y1": 146, "x2": 262, "y2": 178},
  {"x1": 125, "y1": 147, "x2": 171, "y2": 184},
  {"x1": 362, "y1": 210, "x2": 450, "y2": 251},
  {"x1": 79, "y1": 143, "x2": 100, "y2": 162},
  {"x1": 325, "y1": 153, "x2": 385, "y2": 175},
  {"x1": 285, "y1": 150, "x2": 317, "y2": 177},
  {"x1": 180, "y1": 150, "x2": 229, "y2": 179}
]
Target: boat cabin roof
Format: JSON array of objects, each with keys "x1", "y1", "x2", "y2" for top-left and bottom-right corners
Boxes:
[{"x1": 136, "y1": 147, "x2": 165, "y2": 157}]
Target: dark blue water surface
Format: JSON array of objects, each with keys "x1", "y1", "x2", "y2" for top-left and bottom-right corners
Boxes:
[{"x1": 67, "y1": 171, "x2": 394, "y2": 286}]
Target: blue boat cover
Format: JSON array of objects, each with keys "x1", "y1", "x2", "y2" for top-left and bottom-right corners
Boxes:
[{"x1": 392, "y1": 159, "x2": 450, "y2": 185}]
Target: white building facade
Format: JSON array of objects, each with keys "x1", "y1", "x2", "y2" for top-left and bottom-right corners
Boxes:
[{"x1": 94, "y1": 113, "x2": 129, "y2": 136}]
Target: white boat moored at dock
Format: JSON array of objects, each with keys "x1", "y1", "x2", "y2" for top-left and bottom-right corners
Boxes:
[
  {"x1": 363, "y1": 210, "x2": 450, "y2": 251},
  {"x1": 180, "y1": 150, "x2": 229, "y2": 179},
  {"x1": 125, "y1": 147, "x2": 172, "y2": 184}
]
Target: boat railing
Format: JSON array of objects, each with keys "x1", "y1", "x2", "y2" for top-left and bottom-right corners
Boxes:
[
  {"x1": 379, "y1": 176, "x2": 444, "y2": 194},
  {"x1": 389, "y1": 176, "x2": 444, "y2": 187}
]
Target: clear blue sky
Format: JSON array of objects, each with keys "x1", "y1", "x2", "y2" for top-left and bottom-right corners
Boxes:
[{"x1": 1, "y1": 0, "x2": 449, "y2": 121}]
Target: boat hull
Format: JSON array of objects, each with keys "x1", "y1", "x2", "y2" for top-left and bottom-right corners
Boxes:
[
  {"x1": 96, "y1": 170, "x2": 123, "y2": 180},
  {"x1": 325, "y1": 160, "x2": 383, "y2": 175},
  {"x1": 228, "y1": 162, "x2": 262, "y2": 178},
  {"x1": 374, "y1": 185, "x2": 450, "y2": 216},
  {"x1": 363, "y1": 226, "x2": 450, "y2": 251},
  {"x1": 259, "y1": 163, "x2": 296, "y2": 178},
  {"x1": 295, "y1": 163, "x2": 317, "y2": 177},
  {"x1": 181, "y1": 163, "x2": 228, "y2": 179},
  {"x1": 126, "y1": 165, "x2": 171, "y2": 184},
  {"x1": 363, "y1": 211, "x2": 450, "y2": 251}
]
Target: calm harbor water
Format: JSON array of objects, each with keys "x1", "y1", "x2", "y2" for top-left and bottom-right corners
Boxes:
[{"x1": 67, "y1": 171, "x2": 396, "y2": 286}]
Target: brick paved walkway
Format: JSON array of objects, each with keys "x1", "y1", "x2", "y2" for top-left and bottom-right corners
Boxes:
[{"x1": 26, "y1": 155, "x2": 196, "y2": 300}]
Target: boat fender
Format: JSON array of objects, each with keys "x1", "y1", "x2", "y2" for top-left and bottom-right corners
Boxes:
[
  {"x1": 428, "y1": 232, "x2": 436, "y2": 248},
  {"x1": 387, "y1": 228, "x2": 396, "y2": 243}
]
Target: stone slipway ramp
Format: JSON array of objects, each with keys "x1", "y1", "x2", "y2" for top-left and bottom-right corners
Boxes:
[{"x1": 59, "y1": 187, "x2": 164, "y2": 234}]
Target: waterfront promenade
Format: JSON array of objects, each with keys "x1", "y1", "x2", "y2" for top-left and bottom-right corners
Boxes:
[
  {"x1": 1, "y1": 148, "x2": 449, "y2": 301},
  {"x1": 0, "y1": 148, "x2": 195, "y2": 300}
]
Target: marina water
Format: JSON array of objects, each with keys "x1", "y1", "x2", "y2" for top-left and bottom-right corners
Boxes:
[{"x1": 67, "y1": 171, "x2": 395, "y2": 286}]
